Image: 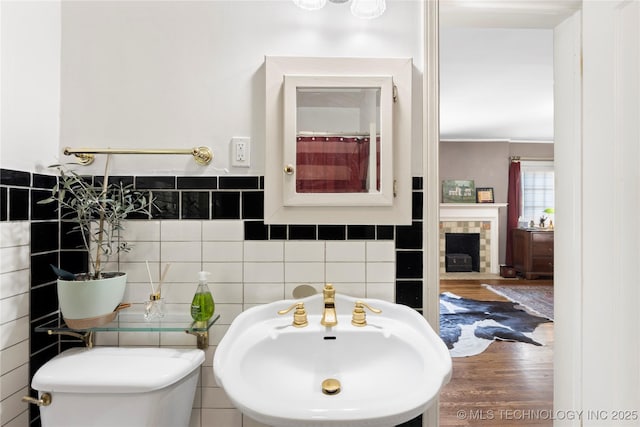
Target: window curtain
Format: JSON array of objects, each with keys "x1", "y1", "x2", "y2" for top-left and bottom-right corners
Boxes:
[
  {"x1": 505, "y1": 160, "x2": 521, "y2": 266},
  {"x1": 295, "y1": 136, "x2": 380, "y2": 193}
]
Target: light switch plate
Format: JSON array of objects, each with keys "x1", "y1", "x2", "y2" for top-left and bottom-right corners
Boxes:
[{"x1": 231, "y1": 137, "x2": 250, "y2": 167}]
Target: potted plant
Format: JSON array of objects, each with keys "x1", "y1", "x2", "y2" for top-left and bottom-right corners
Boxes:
[
  {"x1": 539, "y1": 207, "x2": 555, "y2": 228},
  {"x1": 40, "y1": 158, "x2": 152, "y2": 328}
]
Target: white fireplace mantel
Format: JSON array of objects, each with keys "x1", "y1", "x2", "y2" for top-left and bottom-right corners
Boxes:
[
  {"x1": 440, "y1": 203, "x2": 507, "y2": 221},
  {"x1": 440, "y1": 203, "x2": 507, "y2": 274}
]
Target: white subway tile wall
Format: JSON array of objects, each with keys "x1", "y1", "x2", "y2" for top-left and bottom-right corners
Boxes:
[
  {"x1": 326, "y1": 241, "x2": 366, "y2": 262},
  {"x1": 110, "y1": 219, "x2": 396, "y2": 427},
  {"x1": 0, "y1": 223, "x2": 31, "y2": 426},
  {"x1": 284, "y1": 241, "x2": 324, "y2": 262},
  {"x1": 284, "y1": 262, "x2": 325, "y2": 283},
  {"x1": 2, "y1": 170, "x2": 418, "y2": 427}
]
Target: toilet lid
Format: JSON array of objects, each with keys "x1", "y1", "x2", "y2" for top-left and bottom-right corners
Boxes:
[{"x1": 32, "y1": 347, "x2": 205, "y2": 393}]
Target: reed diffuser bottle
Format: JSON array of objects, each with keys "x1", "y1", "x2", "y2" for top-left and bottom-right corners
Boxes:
[{"x1": 190, "y1": 271, "x2": 214, "y2": 323}]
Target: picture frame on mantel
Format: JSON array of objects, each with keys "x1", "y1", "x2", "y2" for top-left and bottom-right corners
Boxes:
[
  {"x1": 476, "y1": 187, "x2": 495, "y2": 203},
  {"x1": 442, "y1": 180, "x2": 476, "y2": 203}
]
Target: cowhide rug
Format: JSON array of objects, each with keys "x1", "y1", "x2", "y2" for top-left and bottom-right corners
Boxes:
[{"x1": 440, "y1": 292, "x2": 552, "y2": 358}]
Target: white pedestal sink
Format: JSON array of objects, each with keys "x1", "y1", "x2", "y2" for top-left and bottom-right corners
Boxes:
[{"x1": 214, "y1": 292, "x2": 452, "y2": 427}]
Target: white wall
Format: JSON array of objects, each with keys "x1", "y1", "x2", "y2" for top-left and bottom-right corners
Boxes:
[
  {"x1": 59, "y1": 1, "x2": 424, "y2": 177},
  {"x1": 555, "y1": 2, "x2": 640, "y2": 425},
  {"x1": 0, "y1": 1, "x2": 61, "y2": 173},
  {"x1": 579, "y1": 0, "x2": 640, "y2": 421},
  {"x1": 0, "y1": 2, "x2": 60, "y2": 425},
  {"x1": 553, "y1": 10, "x2": 582, "y2": 426}
]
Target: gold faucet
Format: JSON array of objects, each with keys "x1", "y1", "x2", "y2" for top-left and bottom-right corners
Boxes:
[{"x1": 320, "y1": 284, "x2": 338, "y2": 327}]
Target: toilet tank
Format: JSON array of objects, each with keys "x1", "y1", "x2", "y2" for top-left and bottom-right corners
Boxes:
[{"x1": 32, "y1": 347, "x2": 205, "y2": 427}]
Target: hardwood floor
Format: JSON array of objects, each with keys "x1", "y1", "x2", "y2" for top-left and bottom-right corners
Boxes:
[{"x1": 438, "y1": 279, "x2": 554, "y2": 426}]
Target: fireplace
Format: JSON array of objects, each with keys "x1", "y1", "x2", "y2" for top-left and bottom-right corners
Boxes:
[
  {"x1": 440, "y1": 203, "x2": 507, "y2": 274},
  {"x1": 445, "y1": 233, "x2": 480, "y2": 272}
]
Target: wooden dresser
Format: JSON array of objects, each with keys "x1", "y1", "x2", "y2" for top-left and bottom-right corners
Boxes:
[{"x1": 512, "y1": 229, "x2": 554, "y2": 279}]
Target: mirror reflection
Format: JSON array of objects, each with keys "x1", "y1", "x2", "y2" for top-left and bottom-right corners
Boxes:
[{"x1": 295, "y1": 87, "x2": 381, "y2": 194}]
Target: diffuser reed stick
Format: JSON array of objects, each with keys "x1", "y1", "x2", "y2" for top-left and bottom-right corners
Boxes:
[
  {"x1": 158, "y1": 263, "x2": 171, "y2": 295},
  {"x1": 145, "y1": 260, "x2": 155, "y2": 295}
]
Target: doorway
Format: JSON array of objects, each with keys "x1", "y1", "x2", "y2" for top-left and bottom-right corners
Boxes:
[
  {"x1": 427, "y1": 2, "x2": 640, "y2": 426},
  {"x1": 432, "y1": 2, "x2": 579, "y2": 426}
]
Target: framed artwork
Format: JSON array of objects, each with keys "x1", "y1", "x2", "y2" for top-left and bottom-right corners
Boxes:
[
  {"x1": 476, "y1": 187, "x2": 495, "y2": 203},
  {"x1": 442, "y1": 180, "x2": 476, "y2": 203}
]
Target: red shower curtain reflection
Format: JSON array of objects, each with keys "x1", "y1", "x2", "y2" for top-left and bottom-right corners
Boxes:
[{"x1": 296, "y1": 136, "x2": 380, "y2": 193}]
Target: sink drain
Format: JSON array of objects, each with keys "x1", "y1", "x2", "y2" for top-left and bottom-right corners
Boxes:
[{"x1": 321, "y1": 378, "x2": 341, "y2": 395}]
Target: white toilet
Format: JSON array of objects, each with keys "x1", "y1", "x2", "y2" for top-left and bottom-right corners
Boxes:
[{"x1": 31, "y1": 347, "x2": 205, "y2": 427}]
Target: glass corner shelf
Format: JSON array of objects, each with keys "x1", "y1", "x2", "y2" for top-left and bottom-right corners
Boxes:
[{"x1": 34, "y1": 313, "x2": 220, "y2": 350}]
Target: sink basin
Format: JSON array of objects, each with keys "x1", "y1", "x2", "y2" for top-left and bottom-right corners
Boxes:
[{"x1": 213, "y1": 292, "x2": 452, "y2": 427}]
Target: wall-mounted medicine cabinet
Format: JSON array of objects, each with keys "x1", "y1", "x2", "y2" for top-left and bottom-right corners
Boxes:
[{"x1": 265, "y1": 56, "x2": 412, "y2": 225}]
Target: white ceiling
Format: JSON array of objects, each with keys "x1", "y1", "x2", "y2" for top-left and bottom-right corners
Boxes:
[{"x1": 438, "y1": 0, "x2": 580, "y2": 142}]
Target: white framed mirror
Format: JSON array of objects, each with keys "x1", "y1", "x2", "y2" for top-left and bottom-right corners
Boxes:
[
  {"x1": 283, "y1": 75, "x2": 394, "y2": 207},
  {"x1": 265, "y1": 56, "x2": 412, "y2": 225}
]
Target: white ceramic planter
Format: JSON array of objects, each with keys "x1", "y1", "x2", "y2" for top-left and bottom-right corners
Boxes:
[{"x1": 57, "y1": 272, "x2": 127, "y2": 329}]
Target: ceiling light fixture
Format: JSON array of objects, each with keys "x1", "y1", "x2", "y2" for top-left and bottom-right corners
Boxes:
[
  {"x1": 293, "y1": 0, "x2": 327, "y2": 11},
  {"x1": 293, "y1": 0, "x2": 386, "y2": 19},
  {"x1": 350, "y1": 0, "x2": 386, "y2": 19}
]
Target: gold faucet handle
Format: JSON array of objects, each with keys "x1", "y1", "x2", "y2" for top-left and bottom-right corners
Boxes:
[
  {"x1": 277, "y1": 302, "x2": 308, "y2": 328},
  {"x1": 351, "y1": 301, "x2": 382, "y2": 327}
]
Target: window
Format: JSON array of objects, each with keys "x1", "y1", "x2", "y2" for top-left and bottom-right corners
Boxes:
[{"x1": 520, "y1": 161, "x2": 554, "y2": 223}]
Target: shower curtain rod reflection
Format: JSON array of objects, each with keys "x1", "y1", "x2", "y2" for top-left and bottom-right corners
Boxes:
[
  {"x1": 510, "y1": 156, "x2": 553, "y2": 162},
  {"x1": 63, "y1": 146, "x2": 213, "y2": 166},
  {"x1": 297, "y1": 131, "x2": 380, "y2": 137}
]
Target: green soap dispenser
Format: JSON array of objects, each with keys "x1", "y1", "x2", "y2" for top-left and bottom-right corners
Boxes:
[{"x1": 190, "y1": 271, "x2": 215, "y2": 322}]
